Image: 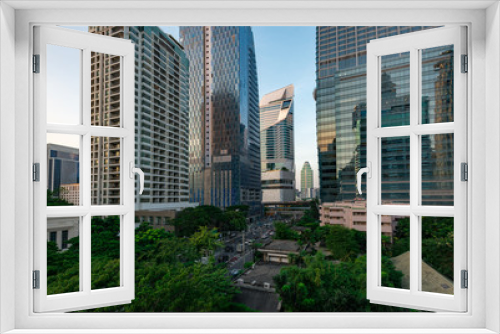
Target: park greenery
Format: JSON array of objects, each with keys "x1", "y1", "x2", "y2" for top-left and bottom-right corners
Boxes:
[
  {"x1": 172, "y1": 205, "x2": 248, "y2": 237},
  {"x1": 47, "y1": 214, "x2": 246, "y2": 312},
  {"x1": 45, "y1": 201, "x2": 453, "y2": 312}
]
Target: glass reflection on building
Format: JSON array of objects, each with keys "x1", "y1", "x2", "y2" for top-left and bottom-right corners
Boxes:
[
  {"x1": 316, "y1": 26, "x2": 453, "y2": 205},
  {"x1": 180, "y1": 27, "x2": 261, "y2": 214}
]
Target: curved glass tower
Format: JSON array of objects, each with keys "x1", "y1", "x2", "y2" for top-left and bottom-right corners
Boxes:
[{"x1": 180, "y1": 26, "x2": 261, "y2": 214}]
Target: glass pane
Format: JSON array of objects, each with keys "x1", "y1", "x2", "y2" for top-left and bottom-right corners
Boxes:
[
  {"x1": 47, "y1": 133, "x2": 80, "y2": 206},
  {"x1": 421, "y1": 216, "x2": 454, "y2": 295},
  {"x1": 381, "y1": 136, "x2": 410, "y2": 204},
  {"x1": 47, "y1": 44, "x2": 81, "y2": 125},
  {"x1": 421, "y1": 134, "x2": 454, "y2": 206},
  {"x1": 381, "y1": 52, "x2": 410, "y2": 127},
  {"x1": 91, "y1": 136, "x2": 121, "y2": 205},
  {"x1": 47, "y1": 217, "x2": 80, "y2": 295},
  {"x1": 91, "y1": 215, "x2": 120, "y2": 290},
  {"x1": 381, "y1": 215, "x2": 409, "y2": 290},
  {"x1": 91, "y1": 51, "x2": 121, "y2": 127},
  {"x1": 421, "y1": 45, "x2": 454, "y2": 124}
]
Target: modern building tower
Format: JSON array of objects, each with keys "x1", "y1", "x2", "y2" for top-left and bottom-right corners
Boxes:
[
  {"x1": 47, "y1": 143, "x2": 79, "y2": 197},
  {"x1": 315, "y1": 26, "x2": 439, "y2": 203},
  {"x1": 89, "y1": 26, "x2": 193, "y2": 221},
  {"x1": 300, "y1": 161, "x2": 314, "y2": 200},
  {"x1": 179, "y1": 26, "x2": 261, "y2": 214},
  {"x1": 260, "y1": 85, "x2": 295, "y2": 202}
]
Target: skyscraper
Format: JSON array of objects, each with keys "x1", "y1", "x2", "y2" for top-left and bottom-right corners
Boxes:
[
  {"x1": 89, "y1": 27, "x2": 193, "y2": 219},
  {"x1": 260, "y1": 85, "x2": 295, "y2": 202},
  {"x1": 300, "y1": 161, "x2": 314, "y2": 200},
  {"x1": 315, "y1": 26, "x2": 438, "y2": 203},
  {"x1": 47, "y1": 143, "x2": 79, "y2": 197},
  {"x1": 180, "y1": 26, "x2": 261, "y2": 214}
]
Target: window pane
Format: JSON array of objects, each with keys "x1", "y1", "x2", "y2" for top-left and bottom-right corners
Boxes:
[
  {"x1": 47, "y1": 44, "x2": 81, "y2": 125},
  {"x1": 381, "y1": 216, "x2": 409, "y2": 290},
  {"x1": 381, "y1": 52, "x2": 410, "y2": 127},
  {"x1": 91, "y1": 215, "x2": 120, "y2": 290},
  {"x1": 421, "y1": 216, "x2": 454, "y2": 295},
  {"x1": 421, "y1": 134, "x2": 454, "y2": 206},
  {"x1": 91, "y1": 136, "x2": 121, "y2": 205},
  {"x1": 47, "y1": 217, "x2": 80, "y2": 295},
  {"x1": 381, "y1": 136, "x2": 410, "y2": 204},
  {"x1": 91, "y1": 51, "x2": 121, "y2": 127},
  {"x1": 47, "y1": 133, "x2": 80, "y2": 206},
  {"x1": 421, "y1": 45, "x2": 454, "y2": 124}
]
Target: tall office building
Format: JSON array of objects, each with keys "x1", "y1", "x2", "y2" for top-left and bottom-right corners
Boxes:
[
  {"x1": 179, "y1": 26, "x2": 261, "y2": 214},
  {"x1": 300, "y1": 161, "x2": 314, "y2": 200},
  {"x1": 89, "y1": 26, "x2": 193, "y2": 218},
  {"x1": 47, "y1": 143, "x2": 79, "y2": 197},
  {"x1": 315, "y1": 26, "x2": 453, "y2": 205},
  {"x1": 260, "y1": 85, "x2": 295, "y2": 202}
]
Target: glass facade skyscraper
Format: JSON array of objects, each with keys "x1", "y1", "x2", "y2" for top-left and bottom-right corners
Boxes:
[
  {"x1": 316, "y1": 26, "x2": 454, "y2": 206},
  {"x1": 180, "y1": 27, "x2": 261, "y2": 213},
  {"x1": 260, "y1": 85, "x2": 295, "y2": 202}
]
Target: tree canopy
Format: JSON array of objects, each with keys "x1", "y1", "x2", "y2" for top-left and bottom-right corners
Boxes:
[{"x1": 47, "y1": 217, "x2": 239, "y2": 312}]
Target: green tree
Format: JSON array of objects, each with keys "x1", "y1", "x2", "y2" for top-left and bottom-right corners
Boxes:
[
  {"x1": 391, "y1": 217, "x2": 454, "y2": 280},
  {"x1": 189, "y1": 226, "x2": 223, "y2": 256},
  {"x1": 172, "y1": 206, "x2": 223, "y2": 237},
  {"x1": 220, "y1": 211, "x2": 247, "y2": 231},
  {"x1": 324, "y1": 225, "x2": 360, "y2": 261},
  {"x1": 48, "y1": 222, "x2": 238, "y2": 312},
  {"x1": 225, "y1": 205, "x2": 250, "y2": 218},
  {"x1": 274, "y1": 222, "x2": 299, "y2": 240},
  {"x1": 274, "y1": 253, "x2": 407, "y2": 312}
]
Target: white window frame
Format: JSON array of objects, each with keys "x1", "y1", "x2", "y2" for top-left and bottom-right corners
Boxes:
[
  {"x1": 33, "y1": 25, "x2": 136, "y2": 313},
  {"x1": 365, "y1": 26, "x2": 467, "y2": 312},
  {"x1": 0, "y1": 1, "x2": 499, "y2": 333}
]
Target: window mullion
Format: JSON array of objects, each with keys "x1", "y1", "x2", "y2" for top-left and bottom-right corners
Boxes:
[{"x1": 409, "y1": 47, "x2": 420, "y2": 295}]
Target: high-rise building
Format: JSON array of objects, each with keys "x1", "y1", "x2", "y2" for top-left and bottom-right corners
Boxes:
[
  {"x1": 315, "y1": 26, "x2": 453, "y2": 205},
  {"x1": 260, "y1": 85, "x2": 295, "y2": 202},
  {"x1": 300, "y1": 161, "x2": 314, "y2": 200},
  {"x1": 47, "y1": 143, "x2": 79, "y2": 197},
  {"x1": 89, "y1": 27, "x2": 193, "y2": 217},
  {"x1": 179, "y1": 26, "x2": 261, "y2": 214}
]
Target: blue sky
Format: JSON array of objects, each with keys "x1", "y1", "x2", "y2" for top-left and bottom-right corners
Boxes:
[{"x1": 54, "y1": 26, "x2": 319, "y2": 188}]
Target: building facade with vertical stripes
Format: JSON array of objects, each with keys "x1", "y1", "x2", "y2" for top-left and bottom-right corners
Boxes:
[{"x1": 180, "y1": 26, "x2": 261, "y2": 215}]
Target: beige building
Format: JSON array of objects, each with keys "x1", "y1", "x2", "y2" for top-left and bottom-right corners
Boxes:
[
  {"x1": 320, "y1": 201, "x2": 395, "y2": 238},
  {"x1": 47, "y1": 217, "x2": 79, "y2": 250},
  {"x1": 88, "y1": 26, "x2": 192, "y2": 226},
  {"x1": 60, "y1": 183, "x2": 80, "y2": 205}
]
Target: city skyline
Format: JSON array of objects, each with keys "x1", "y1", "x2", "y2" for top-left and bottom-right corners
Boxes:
[{"x1": 52, "y1": 25, "x2": 319, "y2": 190}]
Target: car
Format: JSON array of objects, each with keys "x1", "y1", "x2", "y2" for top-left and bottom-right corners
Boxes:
[{"x1": 230, "y1": 269, "x2": 240, "y2": 277}]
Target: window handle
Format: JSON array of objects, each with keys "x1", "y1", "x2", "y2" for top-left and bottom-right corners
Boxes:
[
  {"x1": 356, "y1": 162, "x2": 371, "y2": 195},
  {"x1": 129, "y1": 161, "x2": 145, "y2": 195}
]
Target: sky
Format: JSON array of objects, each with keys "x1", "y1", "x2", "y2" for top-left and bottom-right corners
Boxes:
[{"x1": 52, "y1": 26, "x2": 319, "y2": 189}]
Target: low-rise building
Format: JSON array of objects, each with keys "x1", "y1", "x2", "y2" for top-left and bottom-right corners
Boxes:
[
  {"x1": 320, "y1": 201, "x2": 395, "y2": 238},
  {"x1": 47, "y1": 217, "x2": 79, "y2": 250},
  {"x1": 257, "y1": 239, "x2": 304, "y2": 264}
]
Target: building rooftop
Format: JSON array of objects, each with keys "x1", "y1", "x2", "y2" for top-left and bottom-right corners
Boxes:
[
  {"x1": 391, "y1": 251, "x2": 454, "y2": 295},
  {"x1": 241, "y1": 262, "x2": 288, "y2": 287},
  {"x1": 260, "y1": 239, "x2": 300, "y2": 252}
]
